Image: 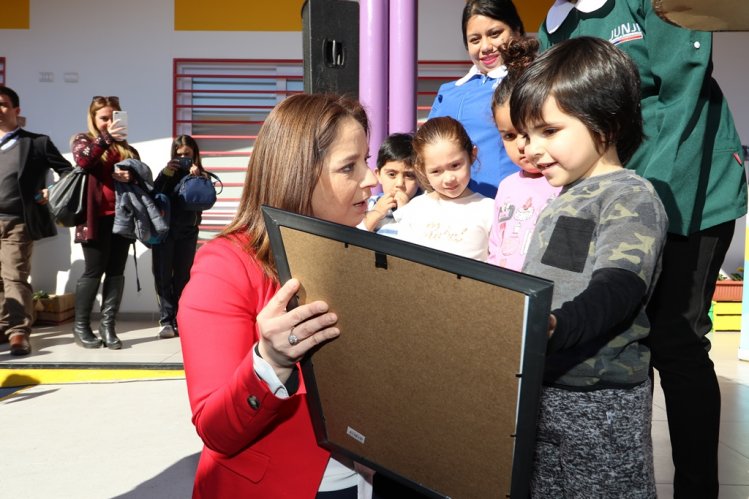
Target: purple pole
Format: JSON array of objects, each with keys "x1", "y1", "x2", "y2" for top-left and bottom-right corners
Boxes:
[
  {"x1": 360, "y1": 0, "x2": 389, "y2": 172},
  {"x1": 388, "y1": 0, "x2": 417, "y2": 135}
]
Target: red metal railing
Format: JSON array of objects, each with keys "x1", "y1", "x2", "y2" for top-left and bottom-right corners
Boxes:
[{"x1": 174, "y1": 58, "x2": 468, "y2": 241}]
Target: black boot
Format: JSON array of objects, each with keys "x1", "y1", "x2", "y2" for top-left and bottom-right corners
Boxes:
[
  {"x1": 72, "y1": 277, "x2": 102, "y2": 349},
  {"x1": 100, "y1": 275, "x2": 125, "y2": 350}
]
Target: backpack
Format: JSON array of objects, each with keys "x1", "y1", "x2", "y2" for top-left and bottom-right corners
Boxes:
[{"x1": 174, "y1": 171, "x2": 222, "y2": 211}]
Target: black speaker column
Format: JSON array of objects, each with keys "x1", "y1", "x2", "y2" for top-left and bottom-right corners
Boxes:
[{"x1": 302, "y1": 0, "x2": 360, "y2": 97}]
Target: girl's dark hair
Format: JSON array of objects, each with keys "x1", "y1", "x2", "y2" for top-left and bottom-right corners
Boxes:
[
  {"x1": 171, "y1": 135, "x2": 203, "y2": 168},
  {"x1": 412, "y1": 117, "x2": 474, "y2": 191},
  {"x1": 461, "y1": 0, "x2": 525, "y2": 49},
  {"x1": 510, "y1": 37, "x2": 644, "y2": 165},
  {"x1": 376, "y1": 132, "x2": 414, "y2": 169},
  {"x1": 491, "y1": 37, "x2": 540, "y2": 114}
]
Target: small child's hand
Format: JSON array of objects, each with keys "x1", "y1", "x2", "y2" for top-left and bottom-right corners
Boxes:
[
  {"x1": 548, "y1": 314, "x2": 557, "y2": 337},
  {"x1": 393, "y1": 190, "x2": 410, "y2": 209},
  {"x1": 373, "y1": 193, "x2": 397, "y2": 215},
  {"x1": 363, "y1": 194, "x2": 397, "y2": 231}
]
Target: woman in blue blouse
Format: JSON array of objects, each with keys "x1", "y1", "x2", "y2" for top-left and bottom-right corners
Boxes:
[{"x1": 428, "y1": 0, "x2": 524, "y2": 198}]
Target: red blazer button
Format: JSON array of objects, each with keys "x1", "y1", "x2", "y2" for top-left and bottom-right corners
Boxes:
[{"x1": 247, "y1": 395, "x2": 260, "y2": 410}]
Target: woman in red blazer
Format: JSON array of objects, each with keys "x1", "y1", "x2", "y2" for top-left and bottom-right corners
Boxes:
[{"x1": 178, "y1": 94, "x2": 377, "y2": 498}]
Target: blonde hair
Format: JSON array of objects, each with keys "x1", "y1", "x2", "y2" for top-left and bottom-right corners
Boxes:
[
  {"x1": 222, "y1": 93, "x2": 369, "y2": 279},
  {"x1": 412, "y1": 116, "x2": 475, "y2": 192},
  {"x1": 87, "y1": 96, "x2": 137, "y2": 163}
]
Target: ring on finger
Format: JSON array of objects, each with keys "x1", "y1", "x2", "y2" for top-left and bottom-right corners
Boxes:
[{"x1": 288, "y1": 327, "x2": 300, "y2": 346}]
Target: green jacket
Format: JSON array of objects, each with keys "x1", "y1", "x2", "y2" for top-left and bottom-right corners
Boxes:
[{"x1": 538, "y1": 0, "x2": 747, "y2": 235}]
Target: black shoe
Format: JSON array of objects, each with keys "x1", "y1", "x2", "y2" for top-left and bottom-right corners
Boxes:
[
  {"x1": 73, "y1": 277, "x2": 102, "y2": 349},
  {"x1": 73, "y1": 325, "x2": 102, "y2": 349},
  {"x1": 100, "y1": 324, "x2": 122, "y2": 350},
  {"x1": 100, "y1": 276, "x2": 125, "y2": 350}
]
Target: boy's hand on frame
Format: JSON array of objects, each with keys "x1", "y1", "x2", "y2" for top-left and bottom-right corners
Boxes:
[{"x1": 548, "y1": 314, "x2": 557, "y2": 337}]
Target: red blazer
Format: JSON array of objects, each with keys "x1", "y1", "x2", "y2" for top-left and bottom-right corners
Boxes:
[{"x1": 178, "y1": 235, "x2": 330, "y2": 498}]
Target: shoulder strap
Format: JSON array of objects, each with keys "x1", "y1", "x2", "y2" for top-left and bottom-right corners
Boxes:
[
  {"x1": 130, "y1": 241, "x2": 142, "y2": 292},
  {"x1": 205, "y1": 170, "x2": 224, "y2": 195}
]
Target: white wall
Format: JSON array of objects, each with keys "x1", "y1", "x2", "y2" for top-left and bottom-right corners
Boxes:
[
  {"x1": 1, "y1": 0, "x2": 748, "y2": 312},
  {"x1": 713, "y1": 33, "x2": 749, "y2": 275},
  {"x1": 2, "y1": 0, "x2": 304, "y2": 313}
]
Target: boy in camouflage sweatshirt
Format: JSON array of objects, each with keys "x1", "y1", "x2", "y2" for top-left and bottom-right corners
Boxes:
[{"x1": 513, "y1": 38, "x2": 667, "y2": 497}]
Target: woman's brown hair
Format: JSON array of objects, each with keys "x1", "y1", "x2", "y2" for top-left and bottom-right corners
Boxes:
[
  {"x1": 86, "y1": 96, "x2": 138, "y2": 163},
  {"x1": 222, "y1": 93, "x2": 369, "y2": 279}
]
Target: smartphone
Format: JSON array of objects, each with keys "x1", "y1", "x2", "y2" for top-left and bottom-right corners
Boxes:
[
  {"x1": 178, "y1": 157, "x2": 193, "y2": 169},
  {"x1": 112, "y1": 110, "x2": 128, "y2": 131}
]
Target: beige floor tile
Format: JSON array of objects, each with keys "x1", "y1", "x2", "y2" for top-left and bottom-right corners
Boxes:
[{"x1": 2, "y1": 319, "x2": 749, "y2": 496}]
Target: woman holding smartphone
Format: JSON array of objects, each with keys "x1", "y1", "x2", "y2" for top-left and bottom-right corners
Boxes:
[
  {"x1": 71, "y1": 95, "x2": 138, "y2": 350},
  {"x1": 152, "y1": 135, "x2": 210, "y2": 339}
]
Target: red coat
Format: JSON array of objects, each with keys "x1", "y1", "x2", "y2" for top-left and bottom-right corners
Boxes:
[{"x1": 178, "y1": 235, "x2": 330, "y2": 498}]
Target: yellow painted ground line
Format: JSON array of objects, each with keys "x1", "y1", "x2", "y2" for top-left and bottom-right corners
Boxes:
[{"x1": 1, "y1": 368, "x2": 185, "y2": 387}]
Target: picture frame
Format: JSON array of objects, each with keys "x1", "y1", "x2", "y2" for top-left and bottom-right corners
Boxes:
[
  {"x1": 652, "y1": 0, "x2": 749, "y2": 31},
  {"x1": 262, "y1": 206, "x2": 553, "y2": 498}
]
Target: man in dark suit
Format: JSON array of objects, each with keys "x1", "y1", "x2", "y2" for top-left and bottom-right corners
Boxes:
[{"x1": 0, "y1": 85, "x2": 72, "y2": 356}]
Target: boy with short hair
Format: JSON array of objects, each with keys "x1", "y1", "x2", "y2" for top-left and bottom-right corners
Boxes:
[
  {"x1": 537, "y1": 4, "x2": 748, "y2": 495},
  {"x1": 513, "y1": 37, "x2": 668, "y2": 497},
  {"x1": 363, "y1": 133, "x2": 419, "y2": 236}
]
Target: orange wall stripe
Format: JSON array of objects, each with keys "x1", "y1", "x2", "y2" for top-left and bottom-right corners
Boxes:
[
  {"x1": 1, "y1": 0, "x2": 30, "y2": 29},
  {"x1": 517, "y1": 1, "x2": 551, "y2": 34},
  {"x1": 175, "y1": 0, "x2": 305, "y2": 31}
]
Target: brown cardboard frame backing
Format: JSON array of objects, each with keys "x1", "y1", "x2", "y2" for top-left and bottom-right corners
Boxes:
[{"x1": 262, "y1": 207, "x2": 553, "y2": 499}]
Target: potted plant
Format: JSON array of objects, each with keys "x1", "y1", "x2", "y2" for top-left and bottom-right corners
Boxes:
[{"x1": 32, "y1": 290, "x2": 76, "y2": 324}]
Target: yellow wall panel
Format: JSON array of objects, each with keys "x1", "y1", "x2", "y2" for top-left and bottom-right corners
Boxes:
[
  {"x1": 175, "y1": 0, "x2": 305, "y2": 31},
  {"x1": 714, "y1": 314, "x2": 741, "y2": 331},
  {"x1": 715, "y1": 301, "x2": 744, "y2": 314},
  {"x1": 0, "y1": 0, "x2": 30, "y2": 29}
]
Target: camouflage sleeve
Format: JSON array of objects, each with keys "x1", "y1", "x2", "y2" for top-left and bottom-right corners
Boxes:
[{"x1": 593, "y1": 182, "x2": 668, "y2": 287}]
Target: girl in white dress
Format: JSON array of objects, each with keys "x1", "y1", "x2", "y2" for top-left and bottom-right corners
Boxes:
[{"x1": 394, "y1": 116, "x2": 494, "y2": 261}]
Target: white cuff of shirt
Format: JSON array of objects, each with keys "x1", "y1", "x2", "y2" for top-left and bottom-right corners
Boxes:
[{"x1": 252, "y1": 342, "x2": 290, "y2": 399}]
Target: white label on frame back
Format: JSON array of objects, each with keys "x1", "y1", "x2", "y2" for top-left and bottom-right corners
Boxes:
[{"x1": 346, "y1": 426, "x2": 366, "y2": 444}]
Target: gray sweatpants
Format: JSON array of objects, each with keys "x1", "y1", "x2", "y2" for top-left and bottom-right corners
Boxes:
[{"x1": 531, "y1": 381, "x2": 655, "y2": 499}]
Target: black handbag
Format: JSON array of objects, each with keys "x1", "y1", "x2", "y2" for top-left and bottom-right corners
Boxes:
[{"x1": 47, "y1": 167, "x2": 87, "y2": 227}]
